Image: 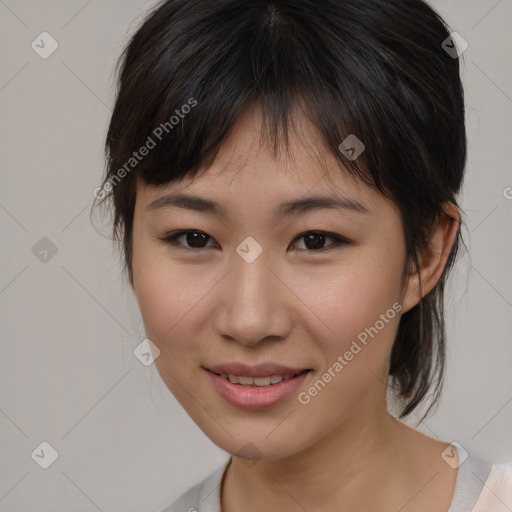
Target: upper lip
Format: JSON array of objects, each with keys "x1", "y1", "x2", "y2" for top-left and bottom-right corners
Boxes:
[{"x1": 206, "y1": 363, "x2": 310, "y2": 378}]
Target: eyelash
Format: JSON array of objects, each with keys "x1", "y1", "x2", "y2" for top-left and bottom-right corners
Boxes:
[{"x1": 157, "y1": 229, "x2": 350, "y2": 253}]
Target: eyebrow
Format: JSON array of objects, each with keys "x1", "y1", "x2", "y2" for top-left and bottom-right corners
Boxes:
[{"x1": 145, "y1": 193, "x2": 370, "y2": 217}]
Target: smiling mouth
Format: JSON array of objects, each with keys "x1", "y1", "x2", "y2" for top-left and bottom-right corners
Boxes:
[{"x1": 209, "y1": 369, "x2": 311, "y2": 387}]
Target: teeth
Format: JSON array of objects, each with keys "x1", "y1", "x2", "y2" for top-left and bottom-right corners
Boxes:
[
  {"x1": 220, "y1": 372, "x2": 297, "y2": 386},
  {"x1": 238, "y1": 375, "x2": 253, "y2": 385}
]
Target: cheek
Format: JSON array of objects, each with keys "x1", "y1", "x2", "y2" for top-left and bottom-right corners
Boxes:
[
  {"x1": 132, "y1": 256, "x2": 210, "y2": 408},
  {"x1": 292, "y1": 267, "x2": 403, "y2": 430},
  {"x1": 132, "y1": 235, "x2": 195, "y2": 351},
  {"x1": 291, "y1": 254, "x2": 404, "y2": 419},
  {"x1": 134, "y1": 261, "x2": 205, "y2": 347},
  {"x1": 294, "y1": 255, "x2": 404, "y2": 355}
]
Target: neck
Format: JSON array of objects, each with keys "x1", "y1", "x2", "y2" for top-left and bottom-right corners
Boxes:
[{"x1": 221, "y1": 400, "x2": 415, "y2": 511}]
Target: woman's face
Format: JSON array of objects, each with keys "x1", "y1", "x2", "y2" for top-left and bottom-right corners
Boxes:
[{"x1": 131, "y1": 107, "x2": 418, "y2": 461}]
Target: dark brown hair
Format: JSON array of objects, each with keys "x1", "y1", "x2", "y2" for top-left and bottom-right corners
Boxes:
[{"x1": 98, "y1": 0, "x2": 467, "y2": 420}]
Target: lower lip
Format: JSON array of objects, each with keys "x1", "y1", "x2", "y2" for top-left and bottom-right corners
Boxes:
[{"x1": 206, "y1": 370, "x2": 310, "y2": 410}]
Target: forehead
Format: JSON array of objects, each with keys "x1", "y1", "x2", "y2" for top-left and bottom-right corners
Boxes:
[{"x1": 136, "y1": 104, "x2": 374, "y2": 207}]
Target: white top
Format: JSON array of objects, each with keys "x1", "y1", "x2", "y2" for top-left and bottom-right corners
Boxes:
[{"x1": 161, "y1": 448, "x2": 512, "y2": 512}]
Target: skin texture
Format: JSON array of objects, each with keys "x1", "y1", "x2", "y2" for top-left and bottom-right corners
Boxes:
[{"x1": 131, "y1": 105, "x2": 461, "y2": 511}]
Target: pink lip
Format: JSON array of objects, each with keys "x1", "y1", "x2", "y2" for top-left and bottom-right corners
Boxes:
[
  {"x1": 207, "y1": 362, "x2": 309, "y2": 378},
  {"x1": 206, "y1": 369, "x2": 310, "y2": 410}
]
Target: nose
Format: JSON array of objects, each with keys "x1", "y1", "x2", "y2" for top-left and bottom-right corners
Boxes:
[{"x1": 211, "y1": 249, "x2": 293, "y2": 347}]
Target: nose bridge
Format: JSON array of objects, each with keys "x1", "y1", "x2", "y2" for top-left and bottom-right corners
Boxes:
[{"x1": 212, "y1": 243, "x2": 292, "y2": 345}]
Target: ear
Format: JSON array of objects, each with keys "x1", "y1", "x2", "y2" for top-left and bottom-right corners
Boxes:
[{"x1": 401, "y1": 202, "x2": 460, "y2": 314}]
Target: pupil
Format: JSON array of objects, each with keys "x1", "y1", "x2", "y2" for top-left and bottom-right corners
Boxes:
[
  {"x1": 187, "y1": 232, "x2": 208, "y2": 248},
  {"x1": 305, "y1": 232, "x2": 325, "y2": 250}
]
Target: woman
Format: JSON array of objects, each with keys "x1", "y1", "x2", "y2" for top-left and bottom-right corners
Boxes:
[{"x1": 98, "y1": 0, "x2": 512, "y2": 510}]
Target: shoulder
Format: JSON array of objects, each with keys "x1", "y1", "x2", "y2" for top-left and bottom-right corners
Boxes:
[
  {"x1": 472, "y1": 462, "x2": 512, "y2": 512},
  {"x1": 159, "y1": 458, "x2": 231, "y2": 512}
]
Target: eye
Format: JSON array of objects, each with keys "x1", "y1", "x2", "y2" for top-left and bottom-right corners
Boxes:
[
  {"x1": 158, "y1": 230, "x2": 219, "y2": 250},
  {"x1": 158, "y1": 229, "x2": 350, "y2": 252},
  {"x1": 289, "y1": 230, "x2": 349, "y2": 252}
]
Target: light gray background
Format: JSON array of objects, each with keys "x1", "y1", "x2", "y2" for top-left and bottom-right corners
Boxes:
[{"x1": 1, "y1": 1, "x2": 511, "y2": 511}]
